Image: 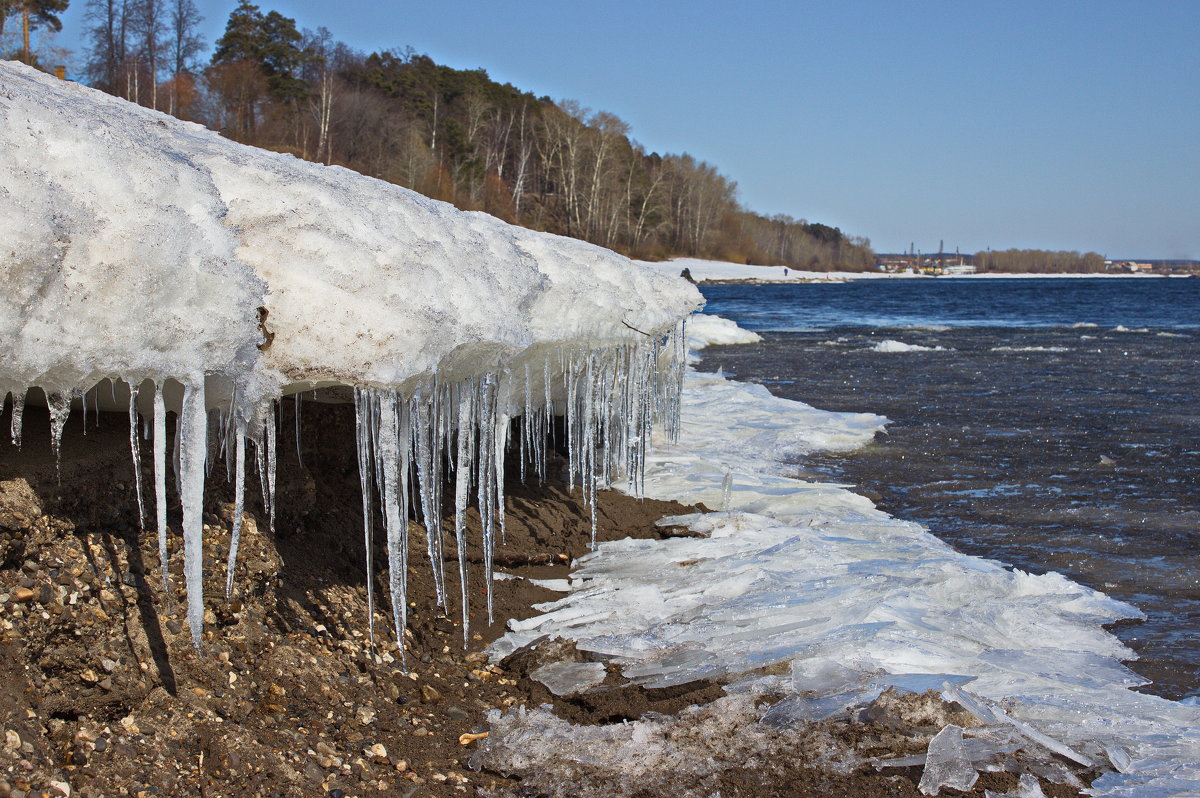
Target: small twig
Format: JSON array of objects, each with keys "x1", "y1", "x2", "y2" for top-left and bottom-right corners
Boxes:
[{"x1": 621, "y1": 320, "x2": 651, "y2": 337}]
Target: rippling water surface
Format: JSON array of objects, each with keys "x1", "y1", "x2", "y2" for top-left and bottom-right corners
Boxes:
[{"x1": 697, "y1": 277, "x2": 1200, "y2": 699}]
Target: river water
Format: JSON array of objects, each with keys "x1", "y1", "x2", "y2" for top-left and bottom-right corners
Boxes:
[{"x1": 696, "y1": 277, "x2": 1200, "y2": 700}]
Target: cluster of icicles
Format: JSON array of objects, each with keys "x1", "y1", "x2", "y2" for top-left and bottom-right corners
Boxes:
[{"x1": 4, "y1": 325, "x2": 687, "y2": 661}]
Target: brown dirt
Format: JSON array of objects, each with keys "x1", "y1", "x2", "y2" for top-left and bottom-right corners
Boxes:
[{"x1": 0, "y1": 397, "x2": 1095, "y2": 798}]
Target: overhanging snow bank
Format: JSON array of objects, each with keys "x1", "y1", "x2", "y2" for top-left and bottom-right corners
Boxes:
[{"x1": 0, "y1": 62, "x2": 702, "y2": 649}]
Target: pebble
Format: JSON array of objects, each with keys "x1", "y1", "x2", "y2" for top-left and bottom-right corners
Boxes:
[
  {"x1": 444, "y1": 706, "x2": 469, "y2": 721},
  {"x1": 419, "y1": 684, "x2": 442, "y2": 704},
  {"x1": 11, "y1": 588, "x2": 34, "y2": 604}
]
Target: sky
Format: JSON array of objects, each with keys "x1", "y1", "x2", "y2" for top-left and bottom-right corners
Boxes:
[{"x1": 45, "y1": 0, "x2": 1200, "y2": 259}]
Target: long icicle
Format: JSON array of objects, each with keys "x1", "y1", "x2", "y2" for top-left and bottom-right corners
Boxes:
[
  {"x1": 179, "y1": 381, "x2": 208, "y2": 650},
  {"x1": 294, "y1": 392, "x2": 304, "y2": 469},
  {"x1": 224, "y1": 418, "x2": 247, "y2": 600},
  {"x1": 354, "y1": 388, "x2": 378, "y2": 648},
  {"x1": 453, "y1": 381, "x2": 475, "y2": 642},
  {"x1": 265, "y1": 403, "x2": 277, "y2": 535},
  {"x1": 128, "y1": 386, "x2": 146, "y2": 530},
  {"x1": 9, "y1": 389, "x2": 24, "y2": 447},
  {"x1": 153, "y1": 383, "x2": 170, "y2": 604},
  {"x1": 378, "y1": 392, "x2": 409, "y2": 663}
]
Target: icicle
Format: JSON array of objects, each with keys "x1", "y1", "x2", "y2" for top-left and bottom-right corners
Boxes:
[
  {"x1": 153, "y1": 384, "x2": 170, "y2": 601},
  {"x1": 354, "y1": 388, "x2": 378, "y2": 647},
  {"x1": 519, "y1": 364, "x2": 530, "y2": 483},
  {"x1": 397, "y1": 399, "x2": 412, "y2": 653},
  {"x1": 46, "y1": 392, "x2": 72, "y2": 480},
  {"x1": 475, "y1": 375, "x2": 498, "y2": 627},
  {"x1": 541, "y1": 354, "x2": 552, "y2": 484},
  {"x1": 453, "y1": 381, "x2": 475, "y2": 642},
  {"x1": 721, "y1": 471, "x2": 733, "y2": 511},
  {"x1": 81, "y1": 386, "x2": 88, "y2": 434},
  {"x1": 293, "y1": 392, "x2": 304, "y2": 469},
  {"x1": 412, "y1": 389, "x2": 447, "y2": 610},
  {"x1": 489, "y1": 412, "x2": 509, "y2": 621},
  {"x1": 496, "y1": 412, "x2": 509, "y2": 546},
  {"x1": 224, "y1": 420, "x2": 247, "y2": 600},
  {"x1": 10, "y1": 389, "x2": 24, "y2": 447},
  {"x1": 265, "y1": 403, "x2": 277, "y2": 535},
  {"x1": 92, "y1": 388, "x2": 101, "y2": 429},
  {"x1": 171, "y1": 410, "x2": 183, "y2": 501},
  {"x1": 128, "y1": 386, "x2": 146, "y2": 530},
  {"x1": 179, "y1": 381, "x2": 208, "y2": 650},
  {"x1": 378, "y1": 392, "x2": 410, "y2": 662},
  {"x1": 583, "y1": 353, "x2": 598, "y2": 549},
  {"x1": 254, "y1": 430, "x2": 268, "y2": 528}
]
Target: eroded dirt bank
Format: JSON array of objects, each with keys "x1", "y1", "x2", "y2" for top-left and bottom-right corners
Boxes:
[{"x1": 0, "y1": 399, "x2": 1093, "y2": 797}]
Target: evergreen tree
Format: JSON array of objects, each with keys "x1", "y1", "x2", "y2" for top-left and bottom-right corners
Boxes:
[
  {"x1": 2, "y1": 0, "x2": 70, "y2": 64},
  {"x1": 212, "y1": 0, "x2": 308, "y2": 103}
]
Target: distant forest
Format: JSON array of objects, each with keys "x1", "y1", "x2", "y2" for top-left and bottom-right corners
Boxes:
[
  {"x1": 973, "y1": 249, "x2": 1106, "y2": 273},
  {"x1": 6, "y1": 0, "x2": 872, "y2": 270}
]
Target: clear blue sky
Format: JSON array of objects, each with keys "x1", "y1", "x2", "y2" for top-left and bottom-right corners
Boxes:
[{"x1": 50, "y1": 0, "x2": 1200, "y2": 259}]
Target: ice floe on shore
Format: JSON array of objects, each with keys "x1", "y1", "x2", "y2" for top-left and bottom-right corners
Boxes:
[{"x1": 486, "y1": 314, "x2": 1200, "y2": 797}]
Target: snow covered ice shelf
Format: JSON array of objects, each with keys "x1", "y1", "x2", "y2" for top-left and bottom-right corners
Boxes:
[
  {"x1": 0, "y1": 62, "x2": 701, "y2": 650},
  {"x1": 488, "y1": 315, "x2": 1200, "y2": 797}
]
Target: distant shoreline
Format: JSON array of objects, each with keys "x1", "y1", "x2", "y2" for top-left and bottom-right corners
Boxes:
[{"x1": 639, "y1": 257, "x2": 1198, "y2": 284}]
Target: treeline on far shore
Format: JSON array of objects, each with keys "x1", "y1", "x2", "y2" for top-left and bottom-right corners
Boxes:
[
  {"x1": 40, "y1": 0, "x2": 875, "y2": 271},
  {"x1": 973, "y1": 249, "x2": 1106, "y2": 273}
]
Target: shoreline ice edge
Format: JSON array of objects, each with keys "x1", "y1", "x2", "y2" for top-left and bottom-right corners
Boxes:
[{"x1": 489, "y1": 313, "x2": 1200, "y2": 797}]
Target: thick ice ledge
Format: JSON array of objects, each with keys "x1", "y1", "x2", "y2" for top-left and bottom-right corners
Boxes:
[{"x1": 1, "y1": 61, "x2": 701, "y2": 651}]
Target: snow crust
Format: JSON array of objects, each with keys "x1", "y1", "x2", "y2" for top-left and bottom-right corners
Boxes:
[
  {"x1": 685, "y1": 314, "x2": 763, "y2": 349},
  {"x1": 2, "y1": 63, "x2": 698, "y2": 402},
  {"x1": 488, "y1": 316, "x2": 1200, "y2": 796},
  {"x1": 1, "y1": 62, "x2": 701, "y2": 648}
]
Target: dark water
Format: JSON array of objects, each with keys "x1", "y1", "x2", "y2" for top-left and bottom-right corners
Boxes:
[{"x1": 696, "y1": 278, "x2": 1200, "y2": 700}]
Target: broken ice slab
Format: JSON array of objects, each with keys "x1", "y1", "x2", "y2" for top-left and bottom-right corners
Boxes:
[
  {"x1": 874, "y1": 732, "x2": 1019, "y2": 772},
  {"x1": 918, "y1": 725, "x2": 979, "y2": 796},
  {"x1": 530, "y1": 661, "x2": 608, "y2": 696},
  {"x1": 941, "y1": 685, "x2": 1095, "y2": 768},
  {"x1": 762, "y1": 688, "x2": 884, "y2": 728},
  {"x1": 872, "y1": 672, "x2": 976, "y2": 694},
  {"x1": 492, "y1": 572, "x2": 572, "y2": 592}
]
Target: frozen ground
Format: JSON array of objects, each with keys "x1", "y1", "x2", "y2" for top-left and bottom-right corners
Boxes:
[{"x1": 488, "y1": 315, "x2": 1200, "y2": 797}]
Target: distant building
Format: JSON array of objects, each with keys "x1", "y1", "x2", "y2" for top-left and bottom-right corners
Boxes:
[{"x1": 1106, "y1": 261, "x2": 1153, "y2": 273}]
